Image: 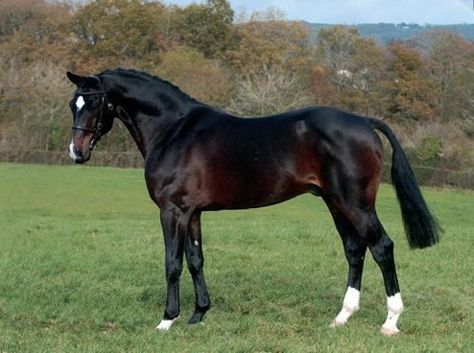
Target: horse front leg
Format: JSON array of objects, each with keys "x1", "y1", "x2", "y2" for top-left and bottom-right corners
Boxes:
[
  {"x1": 156, "y1": 206, "x2": 187, "y2": 331},
  {"x1": 184, "y1": 211, "x2": 211, "y2": 324}
]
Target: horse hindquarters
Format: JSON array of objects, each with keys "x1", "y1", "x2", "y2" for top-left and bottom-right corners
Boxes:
[{"x1": 320, "y1": 133, "x2": 404, "y2": 334}]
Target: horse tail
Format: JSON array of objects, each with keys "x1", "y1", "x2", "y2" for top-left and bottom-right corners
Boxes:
[{"x1": 368, "y1": 118, "x2": 441, "y2": 249}]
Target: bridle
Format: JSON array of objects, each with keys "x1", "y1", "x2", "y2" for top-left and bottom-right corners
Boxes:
[{"x1": 71, "y1": 79, "x2": 115, "y2": 150}]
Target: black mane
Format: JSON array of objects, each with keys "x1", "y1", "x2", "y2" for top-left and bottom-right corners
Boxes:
[{"x1": 100, "y1": 68, "x2": 198, "y2": 104}]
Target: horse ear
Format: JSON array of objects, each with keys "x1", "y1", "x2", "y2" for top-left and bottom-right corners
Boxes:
[
  {"x1": 66, "y1": 72, "x2": 100, "y2": 89},
  {"x1": 67, "y1": 71, "x2": 85, "y2": 86}
]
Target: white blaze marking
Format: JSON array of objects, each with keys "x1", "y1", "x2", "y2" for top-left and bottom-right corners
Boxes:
[
  {"x1": 381, "y1": 292, "x2": 404, "y2": 335},
  {"x1": 194, "y1": 240, "x2": 199, "y2": 246},
  {"x1": 156, "y1": 317, "x2": 178, "y2": 331},
  {"x1": 331, "y1": 287, "x2": 360, "y2": 327},
  {"x1": 69, "y1": 140, "x2": 78, "y2": 161},
  {"x1": 75, "y1": 95, "x2": 85, "y2": 111}
]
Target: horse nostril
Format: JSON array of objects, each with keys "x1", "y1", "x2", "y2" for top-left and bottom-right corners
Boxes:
[{"x1": 73, "y1": 146, "x2": 83, "y2": 159}]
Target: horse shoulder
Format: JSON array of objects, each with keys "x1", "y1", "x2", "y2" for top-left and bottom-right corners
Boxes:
[{"x1": 143, "y1": 106, "x2": 226, "y2": 208}]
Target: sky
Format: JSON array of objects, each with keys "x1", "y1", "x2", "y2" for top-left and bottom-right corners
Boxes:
[{"x1": 163, "y1": 0, "x2": 474, "y2": 25}]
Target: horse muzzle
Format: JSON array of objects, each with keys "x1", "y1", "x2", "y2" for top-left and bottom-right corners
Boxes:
[{"x1": 68, "y1": 141, "x2": 91, "y2": 164}]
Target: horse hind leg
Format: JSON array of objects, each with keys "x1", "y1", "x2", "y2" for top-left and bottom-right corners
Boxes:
[
  {"x1": 365, "y1": 216, "x2": 405, "y2": 335},
  {"x1": 321, "y1": 143, "x2": 403, "y2": 334},
  {"x1": 325, "y1": 201, "x2": 367, "y2": 327},
  {"x1": 347, "y1": 207, "x2": 404, "y2": 335}
]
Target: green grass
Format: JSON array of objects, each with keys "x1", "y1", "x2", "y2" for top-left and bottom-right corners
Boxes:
[{"x1": 0, "y1": 163, "x2": 472, "y2": 353}]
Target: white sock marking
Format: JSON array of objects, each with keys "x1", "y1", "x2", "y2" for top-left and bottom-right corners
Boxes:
[
  {"x1": 75, "y1": 95, "x2": 85, "y2": 111},
  {"x1": 331, "y1": 287, "x2": 360, "y2": 326},
  {"x1": 381, "y1": 292, "x2": 404, "y2": 334},
  {"x1": 156, "y1": 317, "x2": 178, "y2": 331},
  {"x1": 68, "y1": 140, "x2": 78, "y2": 161}
]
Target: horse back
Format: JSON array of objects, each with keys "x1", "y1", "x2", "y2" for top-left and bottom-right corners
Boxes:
[{"x1": 145, "y1": 106, "x2": 383, "y2": 210}]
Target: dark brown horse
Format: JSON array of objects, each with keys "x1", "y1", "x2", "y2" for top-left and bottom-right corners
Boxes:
[{"x1": 66, "y1": 69, "x2": 440, "y2": 335}]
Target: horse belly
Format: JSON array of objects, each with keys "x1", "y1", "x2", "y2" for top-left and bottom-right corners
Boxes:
[{"x1": 200, "y1": 149, "x2": 320, "y2": 210}]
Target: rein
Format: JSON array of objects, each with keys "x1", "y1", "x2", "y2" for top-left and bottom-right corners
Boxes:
[{"x1": 71, "y1": 79, "x2": 115, "y2": 150}]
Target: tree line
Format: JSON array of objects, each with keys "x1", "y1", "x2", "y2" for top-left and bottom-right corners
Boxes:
[{"x1": 0, "y1": 0, "x2": 473, "y2": 174}]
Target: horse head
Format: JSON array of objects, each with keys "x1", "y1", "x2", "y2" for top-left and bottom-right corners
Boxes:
[{"x1": 66, "y1": 71, "x2": 115, "y2": 163}]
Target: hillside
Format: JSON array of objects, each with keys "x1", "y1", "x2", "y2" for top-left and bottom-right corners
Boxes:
[{"x1": 307, "y1": 23, "x2": 474, "y2": 43}]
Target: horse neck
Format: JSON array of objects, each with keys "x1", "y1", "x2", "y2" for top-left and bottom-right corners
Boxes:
[{"x1": 105, "y1": 76, "x2": 195, "y2": 158}]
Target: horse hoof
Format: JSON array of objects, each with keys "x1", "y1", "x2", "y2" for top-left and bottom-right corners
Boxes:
[
  {"x1": 188, "y1": 306, "x2": 209, "y2": 324},
  {"x1": 329, "y1": 319, "x2": 346, "y2": 328},
  {"x1": 188, "y1": 315, "x2": 204, "y2": 325},
  {"x1": 380, "y1": 325, "x2": 400, "y2": 336},
  {"x1": 155, "y1": 317, "x2": 178, "y2": 331}
]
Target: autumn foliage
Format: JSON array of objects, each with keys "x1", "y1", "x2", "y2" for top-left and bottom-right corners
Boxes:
[{"x1": 0, "y1": 0, "x2": 473, "y2": 173}]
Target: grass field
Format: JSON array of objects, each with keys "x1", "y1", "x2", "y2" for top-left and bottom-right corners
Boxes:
[{"x1": 0, "y1": 163, "x2": 472, "y2": 353}]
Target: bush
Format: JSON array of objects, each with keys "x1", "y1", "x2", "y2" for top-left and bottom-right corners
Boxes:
[
  {"x1": 157, "y1": 48, "x2": 232, "y2": 108},
  {"x1": 0, "y1": 58, "x2": 71, "y2": 152},
  {"x1": 417, "y1": 136, "x2": 443, "y2": 165}
]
